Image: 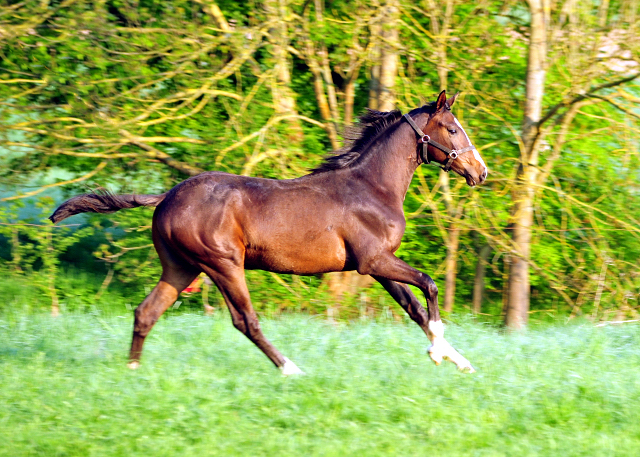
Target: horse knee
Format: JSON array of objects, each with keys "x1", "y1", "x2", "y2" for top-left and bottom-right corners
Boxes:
[
  {"x1": 133, "y1": 306, "x2": 157, "y2": 337},
  {"x1": 425, "y1": 278, "x2": 438, "y2": 300}
]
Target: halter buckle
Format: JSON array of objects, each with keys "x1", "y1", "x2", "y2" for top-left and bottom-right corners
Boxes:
[
  {"x1": 449, "y1": 150, "x2": 458, "y2": 160},
  {"x1": 418, "y1": 134, "x2": 430, "y2": 144}
]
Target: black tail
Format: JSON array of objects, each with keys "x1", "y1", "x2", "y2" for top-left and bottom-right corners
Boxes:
[{"x1": 49, "y1": 189, "x2": 167, "y2": 223}]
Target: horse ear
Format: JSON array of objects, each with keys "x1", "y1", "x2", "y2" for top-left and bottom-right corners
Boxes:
[
  {"x1": 436, "y1": 90, "x2": 447, "y2": 112},
  {"x1": 446, "y1": 92, "x2": 459, "y2": 110}
]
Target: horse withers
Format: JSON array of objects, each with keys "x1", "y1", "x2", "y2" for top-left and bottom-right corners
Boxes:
[{"x1": 50, "y1": 90, "x2": 488, "y2": 374}]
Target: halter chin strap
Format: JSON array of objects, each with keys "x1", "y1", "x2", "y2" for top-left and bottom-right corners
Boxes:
[{"x1": 403, "y1": 113, "x2": 475, "y2": 172}]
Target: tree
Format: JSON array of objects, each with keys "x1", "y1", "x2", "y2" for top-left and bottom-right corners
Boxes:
[{"x1": 505, "y1": 0, "x2": 640, "y2": 328}]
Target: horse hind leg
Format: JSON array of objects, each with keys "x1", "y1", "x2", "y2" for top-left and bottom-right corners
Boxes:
[
  {"x1": 128, "y1": 263, "x2": 199, "y2": 369},
  {"x1": 201, "y1": 265, "x2": 304, "y2": 375}
]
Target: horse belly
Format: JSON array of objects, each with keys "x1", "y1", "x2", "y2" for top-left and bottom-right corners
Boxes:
[{"x1": 244, "y1": 232, "x2": 347, "y2": 275}]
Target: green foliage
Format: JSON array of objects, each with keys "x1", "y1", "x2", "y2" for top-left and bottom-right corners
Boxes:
[
  {"x1": 0, "y1": 0, "x2": 638, "y2": 320},
  {"x1": 0, "y1": 198, "x2": 95, "y2": 310},
  {"x1": 0, "y1": 267, "x2": 130, "y2": 314}
]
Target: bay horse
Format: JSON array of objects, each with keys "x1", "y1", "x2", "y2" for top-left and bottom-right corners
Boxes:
[{"x1": 50, "y1": 90, "x2": 487, "y2": 374}]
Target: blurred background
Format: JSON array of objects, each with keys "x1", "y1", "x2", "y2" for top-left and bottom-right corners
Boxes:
[{"x1": 0, "y1": 0, "x2": 639, "y2": 327}]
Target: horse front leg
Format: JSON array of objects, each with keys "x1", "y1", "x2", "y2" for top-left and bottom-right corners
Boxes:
[{"x1": 366, "y1": 256, "x2": 475, "y2": 372}]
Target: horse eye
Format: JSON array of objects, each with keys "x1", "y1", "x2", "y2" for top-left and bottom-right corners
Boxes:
[{"x1": 448, "y1": 129, "x2": 457, "y2": 134}]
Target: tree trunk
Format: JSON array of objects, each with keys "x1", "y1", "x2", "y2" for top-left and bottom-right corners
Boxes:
[
  {"x1": 473, "y1": 243, "x2": 491, "y2": 314},
  {"x1": 315, "y1": 0, "x2": 340, "y2": 131},
  {"x1": 369, "y1": 54, "x2": 381, "y2": 110},
  {"x1": 506, "y1": 185, "x2": 535, "y2": 328},
  {"x1": 304, "y1": 1, "x2": 340, "y2": 149},
  {"x1": 344, "y1": 69, "x2": 359, "y2": 126},
  {"x1": 265, "y1": 0, "x2": 303, "y2": 141},
  {"x1": 443, "y1": 225, "x2": 459, "y2": 313},
  {"x1": 377, "y1": 1, "x2": 398, "y2": 111},
  {"x1": 505, "y1": 0, "x2": 547, "y2": 329},
  {"x1": 307, "y1": 50, "x2": 340, "y2": 149},
  {"x1": 369, "y1": 0, "x2": 398, "y2": 111}
]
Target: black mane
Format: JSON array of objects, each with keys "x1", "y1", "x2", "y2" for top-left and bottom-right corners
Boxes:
[{"x1": 310, "y1": 103, "x2": 436, "y2": 174}]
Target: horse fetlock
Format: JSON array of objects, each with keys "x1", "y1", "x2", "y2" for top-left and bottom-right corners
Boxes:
[
  {"x1": 127, "y1": 360, "x2": 140, "y2": 370},
  {"x1": 428, "y1": 343, "x2": 443, "y2": 365},
  {"x1": 133, "y1": 327, "x2": 152, "y2": 338},
  {"x1": 280, "y1": 357, "x2": 305, "y2": 376},
  {"x1": 427, "y1": 319, "x2": 445, "y2": 341}
]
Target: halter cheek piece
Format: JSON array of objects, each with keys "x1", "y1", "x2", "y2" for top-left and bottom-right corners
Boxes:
[{"x1": 403, "y1": 113, "x2": 475, "y2": 172}]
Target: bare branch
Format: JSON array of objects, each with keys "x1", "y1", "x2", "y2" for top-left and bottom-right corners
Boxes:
[
  {"x1": 586, "y1": 94, "x2": 640, "y2": 120},
  {"x1": 120, "y1": 130, "x2": 205, "y2": 177},
  {"x1": 214, "y1": 114, "x2": 325, "y2": 167},
  {"x1": 539, "y1": 72, "x2": 640, "y2": 129}
]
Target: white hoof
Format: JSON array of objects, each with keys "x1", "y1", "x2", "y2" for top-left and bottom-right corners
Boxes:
[
  {"x1": 280, "y1": 357, "x2": 305, "y2": 376},
  {"x1": 428, "y1": 339, "x2": 475, "y2": 373},
  {"x1": 459, "y1": 363, "x2": 476, "y2": 374},
  {"x1": 447, "y1": 350, "x2": 476, "y2": 373},
  {"x1": 127, "y1": 361, "x2": 140, "y2": 370}
]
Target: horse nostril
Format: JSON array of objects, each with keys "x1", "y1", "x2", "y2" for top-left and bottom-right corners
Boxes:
[{"x1": 480, "y1": 169, "x2": 487, "y2": 182}]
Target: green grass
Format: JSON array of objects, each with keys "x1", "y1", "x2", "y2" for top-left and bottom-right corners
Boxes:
[{"x1": 1, "y1": 312, "x2": 639, "y2": 456}]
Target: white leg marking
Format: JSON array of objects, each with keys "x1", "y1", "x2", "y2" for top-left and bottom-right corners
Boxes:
[
  {"x1": 427, "y1": 320, "x2": 445, "y2": 365},
  {"x1": 428, "y1": 319, "x2": 445, "y2": 339},
  {"x1": 127, "y1": 361, "x2": 140, "y2": 370},
  {"x1": 280, "y1": 357, "x2": 305, "y2": 376},
  {"x1": 427, "y1": 320, "x2": 475, "y2": 373}
]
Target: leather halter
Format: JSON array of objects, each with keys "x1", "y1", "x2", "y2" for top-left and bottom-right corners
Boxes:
[{"x1": 403, "y1": 113, "x2": 476, "y2": 172}]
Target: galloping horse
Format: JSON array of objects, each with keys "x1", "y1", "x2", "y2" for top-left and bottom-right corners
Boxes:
[{"x1": 51, "y1": 90, "x2": 487, "y2": 374}]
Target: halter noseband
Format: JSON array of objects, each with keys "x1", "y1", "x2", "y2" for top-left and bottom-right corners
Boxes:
[{"x1": 403, "y1": 113, "x2": 475, "y2": 172}]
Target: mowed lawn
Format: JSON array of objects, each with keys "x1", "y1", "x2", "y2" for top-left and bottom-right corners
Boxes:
[{"x1": 1, "y1": 312, "x2": 639, "y2": 457}]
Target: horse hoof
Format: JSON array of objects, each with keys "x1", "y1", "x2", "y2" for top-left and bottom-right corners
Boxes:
[
  {"x1": 280, "y1": 357, "x2": 305, "y2": 376},
  {"x1": 428, "y1": 345, "x2": 443, "y2": 365},
  {"x1": 127, "y1": 361, "x2": 140, "y2": 370},
  {"x1": 459, "y1": 364, "x2": 476, "y2": 374}
]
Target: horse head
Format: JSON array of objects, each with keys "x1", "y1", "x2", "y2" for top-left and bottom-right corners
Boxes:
[{"x1": 421, "y1": 90, "x2": 488, "y2": 187}]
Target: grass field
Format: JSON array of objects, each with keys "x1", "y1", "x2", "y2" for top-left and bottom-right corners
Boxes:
[{"x1": 1, "y1": 311, "x2": 639, "y2": 456}]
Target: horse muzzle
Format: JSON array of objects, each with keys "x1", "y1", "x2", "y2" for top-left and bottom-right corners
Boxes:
[{"x1": 463, "y1": 166, "x2": 487, "y2": 187}]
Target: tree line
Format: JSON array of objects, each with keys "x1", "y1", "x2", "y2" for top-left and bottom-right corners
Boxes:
[{"x1": 1, "y1": 0, "x2": 639, "y2": 326}]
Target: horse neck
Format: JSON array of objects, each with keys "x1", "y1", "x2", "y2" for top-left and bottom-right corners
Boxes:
[{"x1": 352, "y1": 119, "x2": 422, "y2": 204}]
